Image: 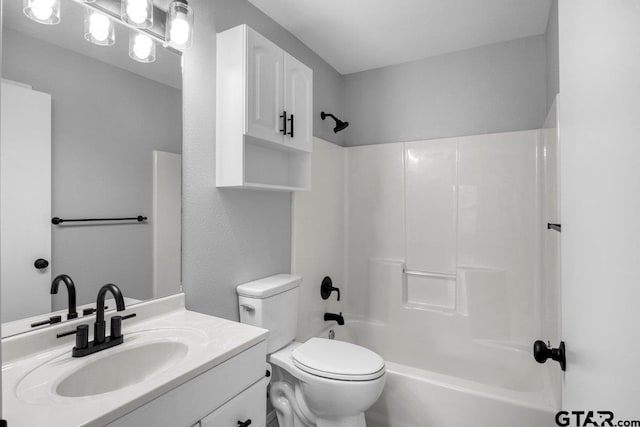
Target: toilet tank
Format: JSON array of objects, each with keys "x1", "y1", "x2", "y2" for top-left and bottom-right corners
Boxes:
[{"x1": 237, "y1": 274, "x2": 301, "y2": 354}]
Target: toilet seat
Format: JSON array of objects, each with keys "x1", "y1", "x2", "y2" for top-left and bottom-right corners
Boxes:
[{"x1": 291, "y1": 338, "x2": 385, "y2": 381}]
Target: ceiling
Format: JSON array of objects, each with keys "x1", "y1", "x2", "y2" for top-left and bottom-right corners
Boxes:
[{"x1": 248, "y1": 0, "x2": 553, "y2": 75}]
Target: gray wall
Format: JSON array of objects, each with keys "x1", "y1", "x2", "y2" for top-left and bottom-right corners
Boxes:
[
  {"x1": 181, "y1": 0, "x2": 344, "y2": 321},
  {"x1": 545, "y1": 0, "x2": 559, "y2": 112},
  {"x1": 341, "y1": 35, "x2": 548, "y2": 146},
  {"x1": 2, "y1": 29, "x2": 182, "y2": 309}
]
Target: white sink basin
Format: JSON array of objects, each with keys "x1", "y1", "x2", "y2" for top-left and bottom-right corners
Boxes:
[
  {"x1": 56, "y1": 341, "x2": 188, "y2": 397},
  {"x1": 15, "y1": 328, "x2": 204, "y2": 405}
]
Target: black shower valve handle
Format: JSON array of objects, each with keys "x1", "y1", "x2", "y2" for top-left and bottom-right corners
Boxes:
[{"x1": 320, "y1": 276, "x2": 341, "y2": 301}]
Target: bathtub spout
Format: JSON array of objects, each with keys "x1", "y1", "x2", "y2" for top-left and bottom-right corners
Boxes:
[{"x1": 324, "y1": 312, "x2": 344, "y2": 325}]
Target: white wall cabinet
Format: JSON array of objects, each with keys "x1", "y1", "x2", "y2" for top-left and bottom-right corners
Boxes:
[
  {"x1": 217, "y1": 24, "x2": 313, "y2": 191},
  {"x1": 246, "y1": 29, "x2": 284, "y2": 145},
  {"x1": 284, "y1": 54, "x2": 313, "y2": 152}
]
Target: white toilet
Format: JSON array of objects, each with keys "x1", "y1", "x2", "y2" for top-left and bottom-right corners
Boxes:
[{"x1": 237, "y1": 274, "x2": 386, "y2": 427}]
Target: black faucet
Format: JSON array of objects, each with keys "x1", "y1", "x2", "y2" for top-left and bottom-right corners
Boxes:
[
  {"x1": 56, "y1": 283, "x2": 134, "y2": 357},
  {"x1": 94, "y1": 283, "x2": 126, "y2": 344},
  {"x1": 324, "y1": 312, "x2": 344, "y2": 325},
  {"x1": 50, "y1": 274, "x2": 78, "y2": 320}
]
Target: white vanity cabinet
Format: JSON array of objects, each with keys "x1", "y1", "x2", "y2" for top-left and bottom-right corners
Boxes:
[
  {"x1": 107, "y1": 341, "x2": 267, "y2": 427},
  {"x1": 198, "y1": 378, "x2": 266, "y2": 427},
  {"x1": 217, "y1": 24, "x2": 313, "y2": 191}
]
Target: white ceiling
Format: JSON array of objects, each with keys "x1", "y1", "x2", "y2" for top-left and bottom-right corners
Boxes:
[{"x1": 248, "y1": 0, "x2": 553, "y2": 75}]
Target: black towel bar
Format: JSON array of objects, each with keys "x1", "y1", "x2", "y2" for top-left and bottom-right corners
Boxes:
[{"x1": 52, "y1": 216, "x2": 147, "y2": 225}]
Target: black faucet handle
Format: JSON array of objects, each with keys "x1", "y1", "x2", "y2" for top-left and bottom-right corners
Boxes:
[
  {"x1": 110, "y1": 316, "x2": 122, "y2": 339},
  {"x1": 56, "y1": 324, "x2": 89, "y2": 351},
  {"x1": 110, "y1": 313, "x2": 136, "y2": 339},
  {"x1": 75, "y1": 324, "x2": 89, "y2": 349},
  {"x1": 31, "y1": 315, "x2": 62, "y2": 328}
]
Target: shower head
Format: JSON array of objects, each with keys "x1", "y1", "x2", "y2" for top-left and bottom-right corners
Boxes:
[{"x1": 321, "y1": 112, "x2": 349, "y2": 133}]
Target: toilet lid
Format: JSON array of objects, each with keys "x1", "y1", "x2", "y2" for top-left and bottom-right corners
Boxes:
[{"x1": 292, "y1": 338, "x2": 385, "y2": 381}]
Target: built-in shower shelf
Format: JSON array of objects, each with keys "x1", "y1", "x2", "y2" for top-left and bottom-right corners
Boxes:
[{"x1": 237, "y1": 182, "x2": 309, "y2": 192}]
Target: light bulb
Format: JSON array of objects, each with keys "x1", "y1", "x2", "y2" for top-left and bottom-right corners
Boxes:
[
  {"x1": 166, "y1": 0, "x2": 193, "y2": 49},
  {"x1": 89, "y1": 13, "x2": 110, "y2": 42},
  {"x1": 133, "y1": 34, "x2": 152, "y2": 59},
  {"x1": 170, "y1": 17, "x2": 190, "y2": 46},
  {"x1": 23, "y1": 0, "x2": 60, "y2": 24},
  {"x1": 126, "y1": 0, "x2": 148, "y2": 24},
  {"x1": 31, "y1": 0, "x2": 54, "y2": 20}
]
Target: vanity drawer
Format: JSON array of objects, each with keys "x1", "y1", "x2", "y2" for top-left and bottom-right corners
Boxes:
[
  {"x1": 199, "y1": 378, "x2": 266, "y2": 427},
  {"x1": 107, "y1": 341, "x2": 266, "y2": 427}
]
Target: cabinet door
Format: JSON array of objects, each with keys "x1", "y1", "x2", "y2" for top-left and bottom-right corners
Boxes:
[
  {"x1": 246, "y1": 28, "x2": 285, "y2": 145},
  {"x1": 200, "y1": 379, "x2": 266, "y2": 427},
  {"x1": 283, "y1": 53, "x2": 313, "y2": 152}
]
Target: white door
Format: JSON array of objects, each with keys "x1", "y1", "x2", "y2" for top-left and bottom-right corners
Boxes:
[
  {"x1": 152, "y1": 151, "x2": 182, "y2": 299},
  {"x1": 1, "y1": 82, "x2": 52, "y2": 322},
  {"x1": 283, "y1": 53, "x2": 313, "y2": 152},
  {"x1": 246, "y1": 28, "x2": 284, "y2": 145},
  {"x1": 559, "y1": 0, "x2": 640, "y2": 419}
]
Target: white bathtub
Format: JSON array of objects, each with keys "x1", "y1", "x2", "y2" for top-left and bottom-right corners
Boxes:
[{"x1": 318, "y1": 320, "x2": 557, "y2": 427}]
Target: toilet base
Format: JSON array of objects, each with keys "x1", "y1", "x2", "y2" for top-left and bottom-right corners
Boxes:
[
  {"x1": 316, "y1": 414, "x2": 366, "y2": 427},
  {"x1": 270, "y1": 380, "x2": 367, "y2": 427}
]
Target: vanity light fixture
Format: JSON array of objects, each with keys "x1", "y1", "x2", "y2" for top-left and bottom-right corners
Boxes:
[
  {"x1": 165, "y1": 0, "x2": 193, "y2": 49},
  {"x1": 23, "y1": 0, "x2": 190, "y2": 63},
  {"x1": 121, "y1": 0, "x2": 153, "y2": 28},
  {"x1": 23, "y1": 0, "x2": 61, "y2": 25},
  {"x1": 129, "y1": 33, "x2": 156, "y2": 63},
  {"x1": 84, "y1": 9, "x2": 115, "y2": 46}
]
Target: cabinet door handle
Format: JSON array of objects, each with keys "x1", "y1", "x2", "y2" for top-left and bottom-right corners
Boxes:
[
  {"x1": 280, "y1": 111, "x2": 287, "y2": 135},
  {"x1": 287, "y1": 114, "x2": 294, "y2": 138},
  {"x1": 237, "y1": 420, "x2": 252, "y2": 427}
]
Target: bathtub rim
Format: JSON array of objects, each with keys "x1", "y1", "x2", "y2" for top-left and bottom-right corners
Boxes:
[{"x1": 314, "y1": 320, "x2": 560, "y2": 414}]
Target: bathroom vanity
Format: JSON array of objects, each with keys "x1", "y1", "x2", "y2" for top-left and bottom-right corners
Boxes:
[{"x1": 2, "y1": 294, "x2": 268, "y2": 427}]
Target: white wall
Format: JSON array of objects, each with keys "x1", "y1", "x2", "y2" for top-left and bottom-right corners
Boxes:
[
  {"x1": 291, "y1": 138, "x2": 344, "y2": 340},
  {"x1": 341, "y1": 36, "x2": 547, "y2": 146},
  {"x1": 559, "y1": 0, "x2": 640, "y2": 415}
]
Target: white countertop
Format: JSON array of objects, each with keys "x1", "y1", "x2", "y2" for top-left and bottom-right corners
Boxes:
[{"x1": 2, "y1": 293, "x2": 268, "y2": 426}]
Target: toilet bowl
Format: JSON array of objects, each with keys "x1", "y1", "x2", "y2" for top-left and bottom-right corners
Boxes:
[
  {"x1": 269, "y1": 340, "x2": 386, "y2": 427},
  {"x1": 236, "y1": 274, "x2": 386, "y2": 427}
]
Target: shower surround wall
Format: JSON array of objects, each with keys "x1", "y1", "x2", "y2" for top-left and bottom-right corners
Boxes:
[
  {"x1": 296, "y1": 131, "x2": 549, "y2": 343},
  {"x1": 293, "y1": 129, "x2": 561, "y2": 424},
  {"x1": 347, "y1": 131, "x2": 542, "y2": 344}
]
